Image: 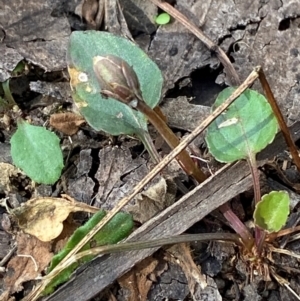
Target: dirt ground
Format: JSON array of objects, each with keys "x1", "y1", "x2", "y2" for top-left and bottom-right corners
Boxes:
[{"x1": 1, "y1": 1, "x2": 300, "y2": 300}]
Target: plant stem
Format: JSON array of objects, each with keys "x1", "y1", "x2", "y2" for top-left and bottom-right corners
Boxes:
[
  {"x1": 219, "y1": 202, "x2": 254, "y2": 250},
  {"x1": 136, "y1": 100, "x2": 207, "y2": 183},
  {"x1": 247, "y1": 154, "x2": 261, "y2": 205},
  {"x1": 137, "y1": 130, "x2": 161, "y2": 164},
  {"x1": 74, "y1": 232, "x2": 242, "y2": 262},
  {"x1": 247, "y1": 153, "x2": 265, "y2": 253},
  {"x1": 2, "y1": 80, "x2": 17, "y2": 106},
  {"x1": 258, "y1": 68, "x2": 300, "y2": 172}
]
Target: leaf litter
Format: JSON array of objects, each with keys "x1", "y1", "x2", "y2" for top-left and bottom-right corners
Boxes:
[
  {"x1": 11, "y1": 196, "x2": 99, "y2": 242},
  {"x1": 2, "y1": 2, "x2": 297, "y2": 300}
]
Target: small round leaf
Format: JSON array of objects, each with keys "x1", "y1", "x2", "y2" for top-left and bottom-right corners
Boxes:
[
  {"x1": 155, "y1": 13, "x2": 171, "y2": 25},
  {"x1": 254, "y1": 191, "x2": 290, "y2": 233},
  {"x1": 205, "y1": 88, "x2": 278, "y2": 162},
  {"x1": 11, "y1": 121, "x2": 64, "y2": 184}
]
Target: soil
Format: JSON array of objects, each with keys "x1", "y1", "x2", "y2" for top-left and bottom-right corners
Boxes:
[{"x1": 1, "y1": 1, "x2": 300, "y2": 301}]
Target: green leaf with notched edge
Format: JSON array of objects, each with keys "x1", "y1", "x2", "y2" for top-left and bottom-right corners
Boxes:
[
  {"x1": 10, "y1": 121, "x2": 64, "y2": 184},
  {"x1": 205, "y1": 88, "x2": 278, "y2": 163},
  {"x1": 254, "y1": 191, "x2": 290, "y2": 233},
  {"x1": 67, "y1": 31, "x2": 163, "y2": 136},
  {"x1": 43, "y1": 210, "x2": 133, "y2": 295}
]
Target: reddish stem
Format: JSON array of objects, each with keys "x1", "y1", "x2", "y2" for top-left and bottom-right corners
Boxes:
[
  {"x1": 247, "y1": 153, "x2": 265, "y2": 253},
  {"x1": 219, "y1": 203, "x2": 254, "y2": 250},
  {"x1": 136, "y1": 100, "x2": 207, "y2": 183}
]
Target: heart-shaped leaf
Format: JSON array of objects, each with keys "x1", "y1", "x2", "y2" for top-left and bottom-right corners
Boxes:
[
  {"x1": 67, "y1": 31, "x2": 163, "y2": 136},
  {"x1": 254, "y1": 191, "x2": 290, "y2": 233},
  {"x1": 11, "y1": 121, "x2": 64, "y2": 184},
  {"x1": 205, "y1": 88, "x2": 278, "y2": 162}
]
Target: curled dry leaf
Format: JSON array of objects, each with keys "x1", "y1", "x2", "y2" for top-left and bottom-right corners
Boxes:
[
  {"x1": 128, "y1": 177, "x2": 177, "y2": 224},
  {"x1": 49, "y1": 112, "x2": 85, "y2": 135},
  {"x1": 11, "y1": 196, "x2": 98, "y2": 242}
]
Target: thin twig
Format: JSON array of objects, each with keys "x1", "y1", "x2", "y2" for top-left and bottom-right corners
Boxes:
[
  {"x1": 17, "y1": 254, "x2": 38, "y2": 272},
  {"x1": 149, "y1": 0, "x2": 240, "y2": 86},
  {"x1": 0, "y1": 244, "x2": 17, "y2": 267},
  {"x1": 269, "y1": 267, "x2": 300, "y2": 300},
  {"x1": 258, "y1": 68, "x2": 300, "y2": 172},
  {"x1": 270, "y1": 245, "x2": 300, "y2": 260}
]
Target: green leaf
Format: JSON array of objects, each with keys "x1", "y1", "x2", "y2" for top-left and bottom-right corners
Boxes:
[
  {"x1": 43, "y1": 210, "x2": 133, "y2": 295},
  {"x1": 205, "y1": 88, "x2": 278, "y2": 162},
  {"x1": 67, "y1": 31, "x2": 163, "y2": 136},
  {"x1": 254, "y1": 191, "x2": 290, "y2": 233},
  {"x1": 155, "y1": 13, "x2": 171, "y2": 25},
  {"x1": 10, "y1": 121, "x2": 64, "y2": 184},
  {"x1": 47, "y1": 209, "x2": 106, "y2": 273}
]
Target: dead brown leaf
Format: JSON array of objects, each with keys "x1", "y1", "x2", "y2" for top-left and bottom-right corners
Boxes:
[
  {"x1": 106, "y1": 290, "x2": 118, "y2": 301},
  {"x1": 0, "y1": 291, "x2": 13, "y2": 301},
  {"x1": 118, "y1": 256, "x2": 159, "y2": 301},
  {"x1": 128, "y1": 177, "x2": 177, "y2": 223},
  {"x1": 0, "y1": 163, "x2": 21, "y2": 193},
  {"x1": 49, "y1": 112, "x2": 85, "y2": 136},
  {"x1": 2, "y1": 232, "x2": 52, "y2": 296},
  {"x1": 167, "y1": 243, "x2": 207, "y2": 290},
  {"x1": 11, "y1": 196, "x2": 98, "y2": 242},
  {"x1": 166, "y1": 243, "x2": 222, "y2": 301},
  {"x1": 81, "y1": 0, "x2": 104, "y2": 30}
]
